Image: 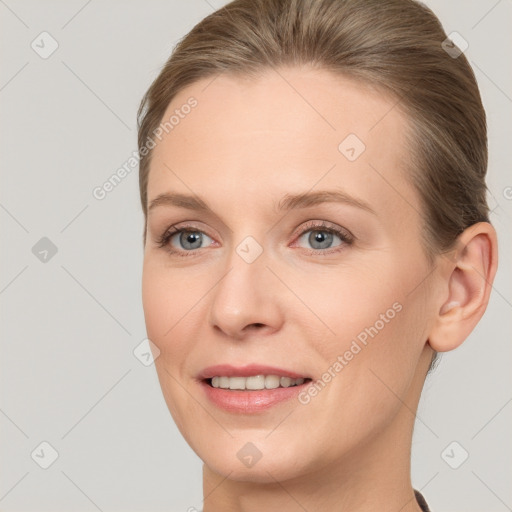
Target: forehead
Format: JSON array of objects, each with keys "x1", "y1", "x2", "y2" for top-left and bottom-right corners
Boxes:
[{"x1": 148, "y1": 66, "x2": 417, "y2": 221}]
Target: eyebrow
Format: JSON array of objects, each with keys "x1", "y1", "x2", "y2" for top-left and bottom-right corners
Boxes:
[{"x1": 148, "y1": 190, "x2": 376, "y2": 215}]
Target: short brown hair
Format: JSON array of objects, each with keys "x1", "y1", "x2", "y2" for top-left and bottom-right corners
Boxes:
[{"x1": 137, "y1": 0, "x2": 491, "y2": 371}]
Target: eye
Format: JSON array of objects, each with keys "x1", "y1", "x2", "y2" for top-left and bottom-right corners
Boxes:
[
  {"x1": 294, "y1": 220, "x2": 354, "y2": 254},
  {"x1": 157, "y1": 226, "x2": 214, "y2": 257}
]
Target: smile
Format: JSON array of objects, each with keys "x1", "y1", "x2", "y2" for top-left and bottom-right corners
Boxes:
[{"x1": 208, "y1": 375, "x2": 307, "y2": 390}]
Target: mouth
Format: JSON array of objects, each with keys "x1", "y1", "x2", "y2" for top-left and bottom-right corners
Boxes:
[
  {"x1": 204, "y1": 375, "x2": 312, "y2": 390},
  {"x1": 197, "y1": 364, "x2": 313, "y2": 413}
]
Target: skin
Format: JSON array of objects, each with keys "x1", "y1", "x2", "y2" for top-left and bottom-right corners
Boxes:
[{"x1": 141, "y1": 65, "x2": 497, "y2": 512}]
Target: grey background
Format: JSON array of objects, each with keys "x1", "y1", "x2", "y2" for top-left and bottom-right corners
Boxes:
[{"x1": 0, "y1": 1, "x2": 511, "y2": 511}]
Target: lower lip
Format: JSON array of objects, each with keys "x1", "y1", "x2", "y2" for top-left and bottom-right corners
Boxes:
[{"x1": 199, "y1": 379, "x2": 311, "y2": 413}]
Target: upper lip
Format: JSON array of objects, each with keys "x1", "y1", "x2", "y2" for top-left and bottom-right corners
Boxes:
[{"x1": 197, "y1": 364, "x2": 311, "y2": 380}]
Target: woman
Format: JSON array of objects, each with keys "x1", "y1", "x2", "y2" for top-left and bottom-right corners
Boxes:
[{"x1": 137, "y1": 0, "x2": 498, "y2": 510}]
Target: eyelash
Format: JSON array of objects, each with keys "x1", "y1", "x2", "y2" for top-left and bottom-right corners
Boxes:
[{"x1": 155, "y1": 220, "x2": 355, "y2": 258}]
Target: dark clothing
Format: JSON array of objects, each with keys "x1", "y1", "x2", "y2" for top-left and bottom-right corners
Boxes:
[{"x1": 415, "y1": 489, "x2": 431, "y2": 511}]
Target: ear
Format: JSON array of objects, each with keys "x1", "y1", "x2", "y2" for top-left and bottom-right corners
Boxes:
[{"x1": 428, "y1": 222, "x2": 498, "y2": 353}]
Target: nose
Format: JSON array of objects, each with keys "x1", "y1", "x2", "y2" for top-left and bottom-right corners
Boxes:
[{"x1": 208, "y1": 249, "x2": 284, "y2": 340}]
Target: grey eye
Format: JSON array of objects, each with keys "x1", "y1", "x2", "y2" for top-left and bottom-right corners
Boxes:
[
  {"x1": 173, "y1": 231, "x2": 212, "y2": 251},
  {"x1": 298, "y1": 229, "x2": 343, "y2": 250}
]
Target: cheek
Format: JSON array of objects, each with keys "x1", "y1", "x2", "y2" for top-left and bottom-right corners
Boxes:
[
  {"x1": 292, "y1": 301, "x2": 427, "y2": 464},
  {"x1": 299, "y1": 258, "x2": 428, "y2": 414},
  {"x1": 141, "y1": 258, "x2": 214, "y2": 392},
  {"x1": 142, "y1": 260, "x2": 203, "y2": 433},
  {"x1": 141, "y1": 263, "x2": 169, "y2": 345},
  {"x1": 141, "y1": 260, "x2": 194, "y2": 359},
  {"x1": 294, "y1": 263, "x2": 410, "y2": 355}
]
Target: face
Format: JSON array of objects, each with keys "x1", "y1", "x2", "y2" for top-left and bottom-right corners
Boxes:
[{"x1": 142, "y1": 66, "x2": 436, "y2": 483}]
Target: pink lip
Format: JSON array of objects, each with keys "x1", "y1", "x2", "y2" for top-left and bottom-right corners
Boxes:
[
  {"x1": 197, "y1": 364, "x2": 310, "y2": 380},
  {"x1": 197, "y1": 364, "x2": 312, "y2": 414}
]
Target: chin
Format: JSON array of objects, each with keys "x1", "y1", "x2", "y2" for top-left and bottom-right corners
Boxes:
[
  {"x1": 190, "y1": 432, "x2": 322, "y2": 484},
  {"x1": 204, "y1": 453, "x2": 305, "y2": 484}
]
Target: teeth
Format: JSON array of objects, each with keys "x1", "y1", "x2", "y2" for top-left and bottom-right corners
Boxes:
[
  {"x1": 229, "y1": 377, "x2": 245, "y2": 390},
  {"x1": 265, "y1": 375, "x2": 280, "y2": 389},
  {"x1": 280, "y1": 376, "x2": 292, "y2": 387},
  {"x1": 210, "y1": 374, "x2": 307, "y2": 390},
  {"x1": 246, "y1": 375, "x2": 265, "y2": 389}
]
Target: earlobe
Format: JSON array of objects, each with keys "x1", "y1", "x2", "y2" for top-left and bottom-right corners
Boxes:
[{"x1": 428, "y1": 222, "x2": 498, "y2": 353}]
